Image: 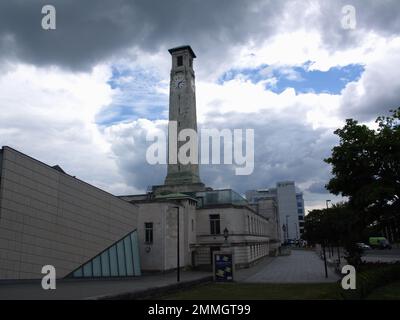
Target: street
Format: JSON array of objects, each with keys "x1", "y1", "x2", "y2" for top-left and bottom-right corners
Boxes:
[{"x1": 362, "y1": 248, "x2": 400, "y2": 263}]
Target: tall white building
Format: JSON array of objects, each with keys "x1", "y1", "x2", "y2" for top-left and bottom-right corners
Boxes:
[{"x1": 246, "y1": 181, "x2": 305, "y2": 243}]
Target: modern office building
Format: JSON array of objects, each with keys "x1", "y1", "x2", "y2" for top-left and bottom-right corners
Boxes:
[
  {"x1": 296, "y1": 192, "x2": 305, "y2": 237},
  {"x1": 246, "y1": 181, "x2": 305, "y2": 243}
]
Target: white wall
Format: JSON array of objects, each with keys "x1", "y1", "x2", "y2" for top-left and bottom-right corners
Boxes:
[{"x1": 277, "y1": 181, "x2": 299, "y2": 241}]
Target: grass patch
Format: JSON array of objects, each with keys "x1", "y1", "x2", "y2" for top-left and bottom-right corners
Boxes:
[
  {"x1": 366, "y1": 281, "x2": 400, "y2": 300},
  {"x1": 162, "y1": 282, "x2": 342, "y2": 300}
]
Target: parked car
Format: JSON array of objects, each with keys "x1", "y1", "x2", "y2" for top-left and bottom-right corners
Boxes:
[{"x1": 356, "y1": 242, "x2": 371, "y2": 250}]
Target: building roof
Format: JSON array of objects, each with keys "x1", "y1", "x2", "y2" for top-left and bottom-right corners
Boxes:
[
  {"x1": 155, "y1": 192, "x2": 198, "y2": 201},
  {"x1": 168, "y1": 45, "x2": 196, "y2": 58}
]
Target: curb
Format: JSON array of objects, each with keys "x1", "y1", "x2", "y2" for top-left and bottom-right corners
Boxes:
[{"x1": 89, "y1": 276, "x2": 213, "y2": 300}]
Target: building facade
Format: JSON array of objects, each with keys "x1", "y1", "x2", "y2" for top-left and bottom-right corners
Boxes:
[
  {"x1": 0, "y1": 146, "x2": 141, "y2": 280},
  {"x1": 117, "y1": 45, "x2": 279, "y2": 270},
  {"x1": 246, "y1": 181, "x2": 305, "y2": 243},
  {"x1": 0, "y1": 45, "x2": 280, "y2": 280}
]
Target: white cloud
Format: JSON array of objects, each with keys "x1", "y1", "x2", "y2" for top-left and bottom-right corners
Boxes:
[
  {"x1": 0, "y1": 63, "x2": 138, "y2": 195},
  {"x1": 2, "y1": 0, "x2": 399, "y2": 212}
]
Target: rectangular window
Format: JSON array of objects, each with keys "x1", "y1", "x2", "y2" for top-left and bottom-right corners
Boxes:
[
  {"x1": 145, "y1": 222, "x2": 153, "y2": 244},
  {"x1": 100, "y1": 251, "x2": 110, "y2": 277},
  {"x1": 83, "y1": 262, "x2": 92, "y2": 277},
  {"x1": 109, "y1": 245, "x2": 118, "y2": 276},
  {"x1": 177, "y1": 55, "x2": 183, "y2": 66},
  {"x1": 124, "y1": 236, "x2": 134, "y2": 276},
  {"x1": 92, "y1": 256, "x2": 101, "y2": 277},
  {"x1": 209, "y1": 214, "x2": 220, "y2": 235},
  {"x1": 117, "y1": 241, "x2": 126, "y2": 276}
]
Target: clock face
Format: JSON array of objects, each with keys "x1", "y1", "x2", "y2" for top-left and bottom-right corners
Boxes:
[{"x1": 173, "y1": 74, "x2": 186, "y2": 89}]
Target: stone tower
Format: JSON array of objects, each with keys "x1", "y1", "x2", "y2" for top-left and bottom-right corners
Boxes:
[{"x1": 163, "y1": 45, "x2": 205, "y2": 192}]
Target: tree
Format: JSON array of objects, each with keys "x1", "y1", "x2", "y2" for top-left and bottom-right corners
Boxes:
[
  {"x1": 303, "y1": 202, "x2": 364, "y2": 267},
  {"x1": 324, "y1": 108, "x2": 400, "y2": 233}
]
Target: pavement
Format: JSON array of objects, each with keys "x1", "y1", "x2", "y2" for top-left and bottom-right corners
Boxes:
[
  {"x1": 0, "y1": 249, "x2": 344, "y2": 299},
  {"x1": 0, "y1": 271, "x2": 211, "y2": 300},
  {"x1": 238, "y1": 249, "x2": 340, "y2": 283}
]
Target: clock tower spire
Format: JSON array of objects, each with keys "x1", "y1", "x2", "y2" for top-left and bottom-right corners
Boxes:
[{"x1": 164, "y1": 45, "x2": 203, "y2": 189}]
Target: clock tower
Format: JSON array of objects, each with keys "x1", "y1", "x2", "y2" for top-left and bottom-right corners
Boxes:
[{"x1": 164, "y1": 45, "x2": 204, "y2": 189}]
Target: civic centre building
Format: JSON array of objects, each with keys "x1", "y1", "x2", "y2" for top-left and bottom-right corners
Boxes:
[{"x1": 0, "y1": 45, "x2": 281, "y2": 280}]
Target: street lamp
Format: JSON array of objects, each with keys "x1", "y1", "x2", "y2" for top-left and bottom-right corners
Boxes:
[
  {"x1": 285, "y1": 215, "x2": 290, "y2": 242},
  {"x1": 326, "y1": 199, "x2": 331, "y2": 210},
  {"x1": 323, "y1": 200, "x2": 331, "y2": 278},
  {"x1": 326, "y1": 199, "x2": 333, "y2": 257},
  {"x1": 223, "y1": 227, "x2": 229, "y2": 242}
]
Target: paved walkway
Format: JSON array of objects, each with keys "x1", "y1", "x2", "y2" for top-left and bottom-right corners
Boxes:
[
  {"x1": 239, "y1": 249, "x2": 340, "y2": 283},
  {"x1": 0, "y1": 271, "x2": 210, "y2": 300}
]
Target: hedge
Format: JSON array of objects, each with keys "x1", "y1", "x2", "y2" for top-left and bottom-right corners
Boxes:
[{"x1": 341, "y1": 262, "x2": 400, "y2": 300}]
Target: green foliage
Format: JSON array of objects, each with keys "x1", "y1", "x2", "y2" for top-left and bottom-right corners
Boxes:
[
  {"x1": 303, "y1": 203, "x2": 364, "y2": 266},
  {"x1": 341, "y1": 263, "x2": 400, "y2": 300},
  {"x1": 324, "y1": 108, "x2": 400, "y2": 222}
]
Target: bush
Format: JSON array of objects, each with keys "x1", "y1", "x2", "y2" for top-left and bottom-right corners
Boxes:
[{"x1": 341, "y1": 262, "x2": 400, "y2": 299}]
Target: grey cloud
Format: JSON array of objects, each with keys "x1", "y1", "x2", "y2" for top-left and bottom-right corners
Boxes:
[
  {"x1": 307, "y1": 181, "x2": 329, "y2": 194},
  {"x1": 109, "y1": 110, "x2": 337, "y2": 196},
  {"x1": 340, "y1": 45, "x2": 400, "y2": 121},
  {"x1": 2, "y1": 1, "x2": 399, "y2": 72},
  {"x1": 0, "y1": 0, "x2": 286, "y2": 71}
]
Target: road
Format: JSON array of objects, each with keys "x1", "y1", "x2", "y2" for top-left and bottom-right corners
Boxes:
[
  {"x1": 238, "y1": 249, "x2": 340, "y2": 283},
  {"x1": 362, "y1": 248, "x2": 400, "y2": 263}
]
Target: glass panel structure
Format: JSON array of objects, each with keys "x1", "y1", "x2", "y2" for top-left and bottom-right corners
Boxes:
[
  {"x1": 197, "y1": 189, "x2": 248, "y2": 208},
  {"x1": 67, "y1": 229, "x2": 141, "y2": 278}
]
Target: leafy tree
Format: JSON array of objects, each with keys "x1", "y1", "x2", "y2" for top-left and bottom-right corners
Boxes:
[
  {"x1": 324, "y1": 108, "x2": 400, "y2": 230},
  {"x1": 303, "y1": 202, "x2": 364, "y2": 267}
]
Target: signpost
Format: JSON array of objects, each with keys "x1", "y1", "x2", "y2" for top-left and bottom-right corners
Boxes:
[{"x1": 213, "y1": 251, "x2": 235, "y2": 282}]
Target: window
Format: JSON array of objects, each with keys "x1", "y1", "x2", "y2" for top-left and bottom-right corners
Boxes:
[
  {"x1": 68, "y1": 230, "x2": 141, "y2": 278},
  {"x1": 191, "y1": 219, "x2": 194, "y2": 231},
  {"x1": 298, "y1": 208, "x2": 303, "y2": 214},
  {"x1": 298, "y1": 215, "x2": 304, "y2": 220},
  {"x1": 177, "y1": 55, "x2": 183, "y2": 66},
  {"x1": 145, "y1": 222, "x2": 153, "y2": 244},
  {"x1": 209, "y1": 214, "x2": 220, "y2": 235}
]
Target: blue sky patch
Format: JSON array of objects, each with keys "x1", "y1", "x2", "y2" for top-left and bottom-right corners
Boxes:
[
  {"x1": 96, "y1": 65, "x2": 168, "y2": 126},
  {"x1": 218, "y1": 63, "x2": 365, "y2": 94}
]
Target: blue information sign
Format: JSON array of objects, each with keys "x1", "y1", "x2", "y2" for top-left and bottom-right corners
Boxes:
[{"x1": 214, "y1": 252, "x2": 234, "y2": 281}]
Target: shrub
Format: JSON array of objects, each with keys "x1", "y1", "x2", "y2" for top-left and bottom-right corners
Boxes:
[{"x1": 341, "y1": 262, "x2": 400, "y2": 299}]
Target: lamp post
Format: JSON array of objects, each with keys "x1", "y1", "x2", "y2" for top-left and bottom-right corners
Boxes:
[
  {"x1": 173, "y1": 206, "x2": 180, "y2": 282},
  {"x1": 323, "y1": 200, "x2": 331, "y2": 278},
  {"x1": 326, "y1": 200, "x2": 333, "y2": 257},
  {"x1": 285, "y1": 215, "x2": 290, "y2": 243},
  {"x1": 223, "y1": 227, "x2": 229, "y2": 245}
]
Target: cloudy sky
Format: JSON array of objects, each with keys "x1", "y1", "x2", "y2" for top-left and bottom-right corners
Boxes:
[{"x1": 1, "y1": 0, "x2": 399, "y2": 212}]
